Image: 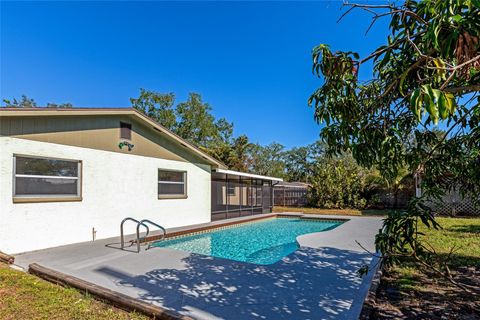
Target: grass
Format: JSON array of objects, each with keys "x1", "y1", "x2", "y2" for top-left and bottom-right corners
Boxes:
[
  {"x1": 420, "y1": 218, "x2": 480, "y2": 268},
  {"x1": 371, "y1": 216, "x2": 480, "y2": 319},
  {"x1": 391, "y1": 266, "x2": 422, "y2": 291},
  {"x1": 391, "y1": 216, "x2": 480, "y2": 283},
  {"x1": 418, "y1": 217, "x2": 480, "y2": 267},
  {"x1": 398, "y1": 216, "x2": 480, "y2": 286},
  {"x1": 273, "y1": 206, "x2": 388, "y2": 216},
  {"x1": 0, "y1": 263, "x2": 149, "y2": 320}
]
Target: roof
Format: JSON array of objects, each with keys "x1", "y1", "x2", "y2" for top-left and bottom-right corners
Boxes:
[
  {"x1": 275, "y1": 181, "x2": 311, "y2": 188},
  {"x1": 0, "y1": 107, "x2": 227, "y2": 169},
  {"x1": 212, "y1": 168, "x2": 283, "y2": 182}
]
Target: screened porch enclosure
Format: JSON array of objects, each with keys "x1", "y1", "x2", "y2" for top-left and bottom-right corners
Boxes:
[{"x1": 211, "y1": 170, "x2": 279, "y2": 221}]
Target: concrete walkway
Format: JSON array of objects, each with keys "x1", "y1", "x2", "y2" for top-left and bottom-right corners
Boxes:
[{"x1": 14, "y1": 214, "x2": 383, "y2": 320}]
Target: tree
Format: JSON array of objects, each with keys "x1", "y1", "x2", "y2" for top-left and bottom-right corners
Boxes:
[
  {"x1": 249, "y1": 142, "x2": 286, "y2": 177},
  {"x1": 175, "y1": 93, "x2": 229, "y2": 148},
  {"x1": 308, "y1": 154, "x2": 368, "y2": 209},
  {"x1": 215, "y1": 118, "x2": 234, "y2": 144},
  {"x1": 283, "y1": 146, "x2": 311, "y2": 182},
  {"x1": 130, "y1": 90, "x2": 238, "y2": 166},
  {"x1": 3, "y1": 95, "x2": 37, "y2": 108},
  {"x1": 130, "y1": 89, "x2": 176, "y2": 130},
  {"x1": 309, "y1": 0, "x2": 479, "y2": 290},
  {"x1": 229, "y1": 135, "x2": 253, "y2": 171},
  {"x1": 207, "y1": 135, "x2": 252, "y2": 172}
]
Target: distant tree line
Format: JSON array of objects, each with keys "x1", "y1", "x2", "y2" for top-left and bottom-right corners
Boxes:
[{"x1": 3, "y1": 95, "x2": 72, "y2": 108}]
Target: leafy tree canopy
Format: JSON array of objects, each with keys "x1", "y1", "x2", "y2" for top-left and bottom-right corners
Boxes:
[
  {"x1": 209, "y1": 134, "x2": 253, "y2": 172},
  {"x1": 130, "y1": 89, "x2": 233, "y2": 150},
  {"x1": 175, "y1": 93, "x2": 232, "y2": 149},
  {"x1": 283, "y1": 146, "x2": 311, "y2": 182},
  {"x1": 308, "y1": 153, "x2": 370, "y2": 209},
  {"x1": 249, "y1": 142, "x2": 286, "y2": 177},
  {"x1": 3, "y1": 95, "x2": 37, "y2": 108},
  {"x1": 309, "y1": 0, "x2": 479, "y2": 289},
  {"x1": 130, "y1": 89, "x2": 176, "y2": 130}
]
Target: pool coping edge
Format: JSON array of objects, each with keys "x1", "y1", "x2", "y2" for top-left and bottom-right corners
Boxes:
[{"x1": 142, "y1": 213, "x2": 349, "y2": 244}]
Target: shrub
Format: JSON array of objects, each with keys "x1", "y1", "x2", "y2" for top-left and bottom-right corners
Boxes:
[{"x1": 307, "y1": 155, "x2": 369, "y2": 209}]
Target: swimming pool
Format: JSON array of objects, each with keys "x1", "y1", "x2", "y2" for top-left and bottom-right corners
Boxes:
[{"x1": 152, "y1": 217, "x2": 343, "y2": 265}]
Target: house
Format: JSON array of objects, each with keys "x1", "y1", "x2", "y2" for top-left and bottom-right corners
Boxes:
[{"x1": 0, "y1": 108, "x2": 282, "y2": 253}]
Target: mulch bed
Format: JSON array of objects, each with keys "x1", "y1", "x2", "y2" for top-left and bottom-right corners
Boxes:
[{"x1": 368, "y1": 267, "x2": 480, "y2": 320}]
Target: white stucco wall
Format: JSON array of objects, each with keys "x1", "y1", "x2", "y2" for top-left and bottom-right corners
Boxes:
[{"x1": 0, "y1": 137, "x2": 212, "y2": 254}]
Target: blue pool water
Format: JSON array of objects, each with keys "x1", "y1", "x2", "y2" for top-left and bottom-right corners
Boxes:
[{"x1": 153, "y1": 218, "x2": 342, "y2": 265}]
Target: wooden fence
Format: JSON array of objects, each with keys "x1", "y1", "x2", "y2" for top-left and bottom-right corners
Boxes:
[{"x1": 273, "y1": 185, "x2": 308, "y2": 207}]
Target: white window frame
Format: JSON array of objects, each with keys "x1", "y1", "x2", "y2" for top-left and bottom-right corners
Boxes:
[
  {"x1": 158, "y1": 169, "x2": 187, "y2": 199},
  {"x1": 13, "y1": 154, "x2": 82, "y2": 203}
]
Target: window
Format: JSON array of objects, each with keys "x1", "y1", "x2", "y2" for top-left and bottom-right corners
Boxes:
[
  {"x1": 13, "y1": 155, "x2": 82, "y2": 202},
  {"x1": 120, "y1": 122, "x2": 132, "y2": 140},
  {"x1": 158, "y1": 169, "x2": 187, "y2": 198},
  {"x1": 227, "y1": 185, "x2": 236, "y2": 196}
]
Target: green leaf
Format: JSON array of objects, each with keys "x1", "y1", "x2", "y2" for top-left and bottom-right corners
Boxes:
[
  {"x1": 438, "y1": 92, "x2": 449, "y2": 119},
  {"x1": 433, "y1": 25, "x2": 441, "y2": 49},
  {"x1": 432, "y1": 58, "x2": 447, "y2": 81},
  {"x1": 431, "y1": 88, "x2": 442, "y2": 103},
  {"x1": 422, "y1": 84, "x2": 439, "y2": 125},
  {"x1": 409, "y1": 88, "x2": 422, "y2": 121},
  {"x1": 444, "y1": 92, "x2": 457, "y2": 115},
  {"x1": 451, "y1": 14, "x2": 463, "y2": 23}
]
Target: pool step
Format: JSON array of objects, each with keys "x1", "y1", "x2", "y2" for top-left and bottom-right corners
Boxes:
[{"x1": 246, "y1": 242, "x2": 299, "y2": 264}]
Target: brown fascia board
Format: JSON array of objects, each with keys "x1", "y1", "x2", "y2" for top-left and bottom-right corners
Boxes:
[{"x1": 0, "y1": 107, "x2": 227, "y2": 169}]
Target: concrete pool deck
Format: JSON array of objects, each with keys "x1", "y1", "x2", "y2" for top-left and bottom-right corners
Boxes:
[{"x1": 14, "y1": 213, "x2": 383, "y2": 320}]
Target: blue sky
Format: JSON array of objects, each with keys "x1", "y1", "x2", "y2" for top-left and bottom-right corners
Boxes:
[{"x1": 1, "y1": 1, "x2": 390, "y2": 148}]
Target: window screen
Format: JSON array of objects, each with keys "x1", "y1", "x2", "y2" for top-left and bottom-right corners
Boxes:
[
  {"x1": 120, "y1": 122, "x2": 132, "y2": 140},
  {"x1": 14, "y1": 156, "x2": 81, "y2": 198},
  {"x1": 158, "y1": 169, "x2": 187, "y2": 198}
]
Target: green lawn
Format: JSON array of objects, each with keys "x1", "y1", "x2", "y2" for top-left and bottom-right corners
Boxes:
[
  {"x1": 418, "y1": 217, "x2": 480, "y2": 267},
  {"x1": 0, "y1": 263, "x2": 148, "y2": 320},
  {"x1": 391, "y1": 217, "x2": 480, "y2": 290}
]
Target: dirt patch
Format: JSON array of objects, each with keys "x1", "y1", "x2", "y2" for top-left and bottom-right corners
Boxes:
[{"x1": 368, "y1": 267, "x2": 480, "y2": 319}]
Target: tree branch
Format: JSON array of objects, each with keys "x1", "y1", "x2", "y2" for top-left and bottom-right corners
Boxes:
[
  {"x1": 359, "y1": 31, "x2": 426, "y2": 64},
  {"x1": 444, "y1": 85, "x2": 480, "y2": 93},
  {"x1": 338, "y1": 2, "x2": 397, "y2": 23},
  {"x1": 427, "y1": 55, "x2": 480, "y2": 71}
]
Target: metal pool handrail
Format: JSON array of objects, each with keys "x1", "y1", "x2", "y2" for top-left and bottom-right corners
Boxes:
[
  {"x1": 120, "y1": 217, "x2": 150, "y2": 250},
  {"x1": 136, "y1": 219, "x2": 167, "y2": 253}
]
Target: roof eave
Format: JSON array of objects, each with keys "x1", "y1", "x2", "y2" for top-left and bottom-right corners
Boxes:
[
  {"x1": 212, "y1": 168, "x2": 283, "y2": 182},
  {"x1": 0, "y1": 107, "x2": 227, "y2": 169}
]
